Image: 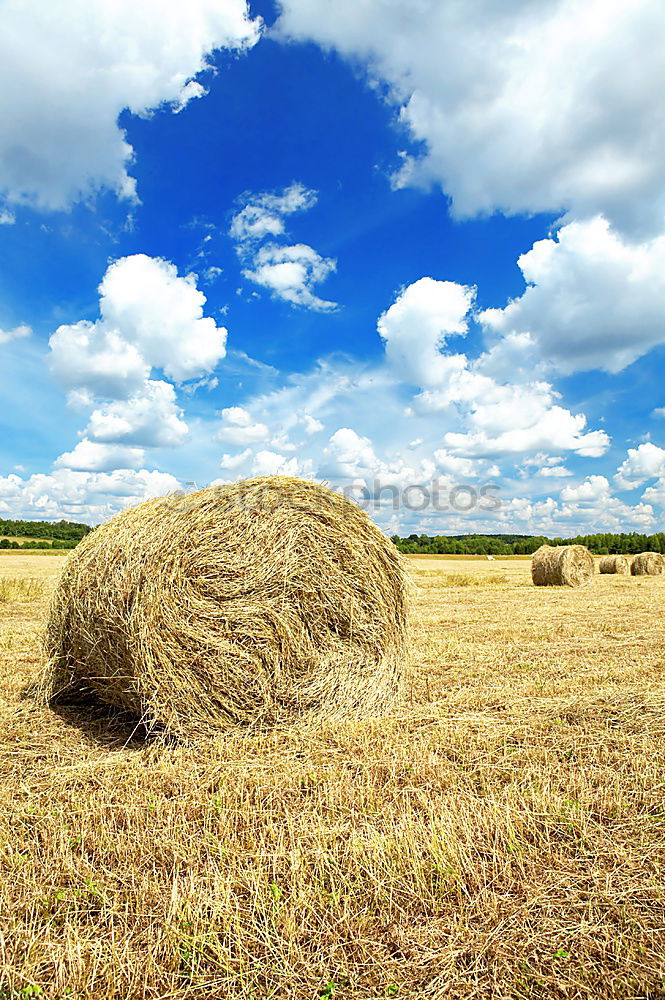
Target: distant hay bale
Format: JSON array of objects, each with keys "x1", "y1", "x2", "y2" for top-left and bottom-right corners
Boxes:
[
  {"x1": 631, "y1": 552, "x2": 665, "y2": 576},
  {"x1": 599, "y1": 554, "x2": 631, "y2": 575},
  {"x1": 531, "y1": 544, "x2": 594, "y2": 587},
  {"x1": 43, "y1": 477, "x2": 409, "y2": 739}
]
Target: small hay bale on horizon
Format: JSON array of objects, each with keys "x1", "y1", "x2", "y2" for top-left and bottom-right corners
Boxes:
[
  {"x1": 531, "y1": 544, "x2": 594, "y2": 588},
  {"x1": 599, "y1": 554, "x2": 631, "y2": 575},
  {"x1": 42, "y1": 477, "x2": 410, "y2": 739},
  {"x1": 631, "y1": 552, "x2": 665, "y2": 576}
]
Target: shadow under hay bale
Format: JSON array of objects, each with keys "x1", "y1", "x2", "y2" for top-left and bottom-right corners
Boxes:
[
  {"x1": 41, "y1": 477, "x2": 410, "y2": 740},
  {"x1": 631, "y1": 552, "x2": 665, "y2": 576},
  {"x1": 531, "y1": 543, "x2": 594, "y2": 587},
  {"x1": 599, "y1": 554, "x2": 631, "y2": 575}
]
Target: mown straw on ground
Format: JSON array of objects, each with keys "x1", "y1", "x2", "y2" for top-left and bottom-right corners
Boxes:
[{"x1": 1, "y1": 553, "x2": 665, "y2": 998}]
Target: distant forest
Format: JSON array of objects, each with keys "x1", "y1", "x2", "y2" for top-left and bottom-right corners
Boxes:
[
  {"x1": 0, "y1": 518, "x2": 92, "y2": 549},
  {"x1": 1, "y1": 518, "x2": 664, "y2": 556},
  {"x1": 392, "y1": 532, "x2": 665, "y2": 556}
]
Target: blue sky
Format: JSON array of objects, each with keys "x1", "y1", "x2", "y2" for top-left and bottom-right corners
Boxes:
[{"x1": 1, "y1": 0, "x2": 664, "y2": 535}]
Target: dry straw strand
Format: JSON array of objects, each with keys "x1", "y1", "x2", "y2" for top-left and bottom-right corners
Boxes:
[
  {"x1": 631, "y1": 551, "x2": 665, "y2": 576},
  {"x1": 599, "y1": 554, "x2": 631, "y2": 575},
  {"x1": 42, "y1": 477, "x2": 409, "y2": 739},
  {"x1": 531, "y1": 543, "x2": 594, "y2": 587}
]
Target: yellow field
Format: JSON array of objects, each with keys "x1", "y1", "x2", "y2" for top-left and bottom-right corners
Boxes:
[{"x1": 1, "y1": 553, "x2": 664, "y2": 998}]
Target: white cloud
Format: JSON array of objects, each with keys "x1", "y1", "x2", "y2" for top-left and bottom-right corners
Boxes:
[
  {"x1": 377, "y1": 277, "x2": 474, "y2": 386},
  {"x1": 494, "y1": 492, "x2": 656, "y2": 534},
  {"x1": 615, "y1": 442, "x2": 665, "y2": 488},
  {"x1": 48, "y1": 255, "x2": 226, "y2": 475},
  {"x1": 85, "y1": 381, "x2": 188, "y2": 447},
  {"x1": 539, "y1": 465, "x2": 572, "y2": 479},
  {"x1": 55, "y1": 440, "x2": 145, "y2": 473},
  {"x1": 230, "y1": 182, "x2": 317, "y2": 244},
  {"x1": 0, "y1": 211, "x2": 15, "y2": 225},
  {"x1": 219, "y1": 448, "x2": 252, "y2": 470},
  {"x1": 98, "y1": 255, "x2": 228, "y2": 384},
  {"x1": 49, "y1": 321, "x2": 149, "y2": 399},
  {"x1": 560, "y1": 475, "x2": 611, "y2": 502},
  {"x1": 0, "y1": 0, "x2": 260, "y2": 212},
  {"x1": 251, "y1": 450, "x2": 310, "y2": 477},
  {"x1": 278, "y1": 0, "x2": 665, "y2": 234},
  {"x1": 480, "y1": 217, "x2": 665, "y2": 375},
  {"x1": 642, "y1": 481, "x2": 665, "y2": 508},
  {"x1": 49, "y1": 254, "x2": 227, "y2": 397},
  {"x1": 217, "y1": 406, "x2": 269, "y2": 445},
  {"x1": 0, "y1": 468, "x2": 180, "y2": 522},
  {"x1": 444, "y1": 406, "x2": 609, "y2": 459},
  {"x1": 376, "y1": 277, "x2": 609, "y2": 460},
  {"x1": 0, "y1": 324, "x2": 31, "y2": 346},
  {"x1": 231, "y1": 183, "x2": 337, "y2": 310},
  {"x1": 172, "y1": 80, "x2": 208, "y2": 114},
  {"x1": 243, "y1": 243, "x2": 337, "y2": 311},
  {"x1": 302, "y1": 414, "x2": 324, "y2": 434},
  {"x1": 432, "y1": 451, "x2": 496, "y2": 480},
  {"x1": 325, "y1": 427, "x2": 379, "y2": 477}
]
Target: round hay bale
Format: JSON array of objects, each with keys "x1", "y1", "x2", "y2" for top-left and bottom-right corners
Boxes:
[
  {"x1": 599, "y1": 554, "x2": 631, "y2": 575},
  {"x1": 631, "y1": 551, "x2": 665, "y2": 576},
  {"x1": 43, "y1": 477, "x2": 409, "y2": 738},
  {"x1": 531, "y1": 543, "x2": 594, "y2": 587}
]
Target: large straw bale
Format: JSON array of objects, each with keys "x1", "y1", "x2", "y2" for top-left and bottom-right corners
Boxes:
[
  {"x1": 599, "y1": 554, "x2": 631, "y2": 575},
  {"x1": 631, "y1": 552, "x2": 665, "y2": 576},
  {"x1": 531, "y1": 544, "x2": 594, "y2": 587},
  {"x1": 43, "y1": 477, "x2": 409, "y2": 738}
]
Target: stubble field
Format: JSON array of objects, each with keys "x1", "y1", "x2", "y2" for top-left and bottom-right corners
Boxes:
[{"x1": 1, "y1": 553, "x2": 664, "y2": 999}]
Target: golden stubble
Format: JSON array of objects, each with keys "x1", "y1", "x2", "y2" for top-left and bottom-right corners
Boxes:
[{"x1": 1, "y1": 552, "x2": 664, "y2": 999}]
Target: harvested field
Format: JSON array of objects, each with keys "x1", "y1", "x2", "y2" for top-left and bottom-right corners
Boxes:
[{"x1": 1, "y1": 553, "x2": 665, "y2": 999}]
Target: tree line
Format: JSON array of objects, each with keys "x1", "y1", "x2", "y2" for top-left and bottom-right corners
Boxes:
[
  {"x1": 392, "y1": 532, "x2": 665, "y2": 556},
  {"x1": 0, "y1": 518, "x2": 92, "y2": 550}
]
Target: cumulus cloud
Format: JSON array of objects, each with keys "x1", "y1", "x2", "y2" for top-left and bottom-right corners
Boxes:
[
  {"x1": 230, "y1": 182, "x2": 317, "y2": 244},
  {"x1": 199, "y1": 272, "x2": 611, "y2": 519},
  {"x1": 251, "y1": 450, "x2": 310, "y2": 477},
  {"x1": 378, "y1": 277, "x2": 474, "y2": 386},
  {"x1": 219, "y1": 448, "x2": 252, "y2": 471},
  {"x1": 325, "y1": 427, "x2": 379, "y2": 478},
  {"x1": 480, "y1": 217, "x2": 665, "y2": 375},
  {"x1": 54, "y1": 440, "x2": 145, "y2": 473},
  {"x1": 444, "y1": 406, "x2": 609, "y2": 459},
  {"x1": 85, "y1": 381, "x2": 188, "y2": 448},
  {"x1": 0, "y1": 324, "x2": 31, "y2": 346},
  {"x1": 560, "y1": 475, "x2": 611, "y2": 502},
  {"x1": 231, "y1": 183, "x2": 337, "y2": 310},
  {"x1": 49, "y1": 254, "x2": 227, "y2": 397},
  {"x1": 0, "y1": 468, "x2": 180, "y2": 522},
  {"x1": 243, "y1": 243, "x2": 337, "y2": 311},
  {"x1": 539, "y1": 465, "x2": 572, "y2": 479},
  {"x1": 48, "y1": 254, "x2": 229, "y2": 475},
  {"x1": 0, "y1": 0, "x2": 260, "y2": 212},
  {"x1": 216, "y1": 406, "x2": 269, "y2": 446},
  {"x1": 97, "y1": 255, "x2": 228, "y2": 384},
  {"x1": 379, "y1": 277, "x2": 609, "y2": 459},
  {"x1": 49, "y1": 322, "x2": 149, "y2": 400},
  {"x1": 615, "y1": 442, "x2": 665, "y2": 489},
  {"x1": 494, "y1": 493, "x2": 655, "y2": 534},
  {"x1": 278, "y1": 0, "x2": 665, "y2": 234}
]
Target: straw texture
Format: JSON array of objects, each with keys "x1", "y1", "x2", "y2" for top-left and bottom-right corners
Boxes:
[
  {"x1": 43, "y1": 477, "x2": 409, "y2": 738},
  {"x1": 631, "y1": 552, "x2": 665, "y2": 576},
  {"x1": 599, "y1": 555, "x2": 631, "y2": 575},
  {"x1": 531, "y1": 544, "x2": 594, "y2": 587}
]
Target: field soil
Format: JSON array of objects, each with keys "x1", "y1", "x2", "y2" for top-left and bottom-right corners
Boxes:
[{"x1": 1, "y1": 554, "x2": 664, "y2": 999}]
